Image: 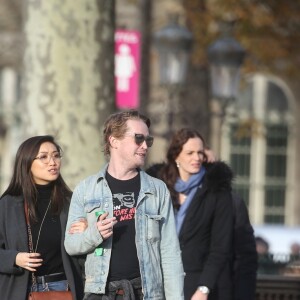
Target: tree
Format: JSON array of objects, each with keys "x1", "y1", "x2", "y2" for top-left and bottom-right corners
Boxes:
[
  {"x1": 184, "y1": 0, "x2": 300, "y2": 77},
  {"x1": 21, "y1": 0, "x2": 116, "y2": 188}
]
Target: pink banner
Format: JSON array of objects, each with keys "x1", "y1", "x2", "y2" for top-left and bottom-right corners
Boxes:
[{"x1": 115, "y1": 30, "x2": 140, "y2": 109}]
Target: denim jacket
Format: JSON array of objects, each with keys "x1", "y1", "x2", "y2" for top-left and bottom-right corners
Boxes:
[{"x1": 65, "y1": 165, "x2": 184, "y2": 299}]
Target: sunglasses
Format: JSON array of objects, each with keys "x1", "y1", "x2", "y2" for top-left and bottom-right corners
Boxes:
[{"x1": 134, "y1": 133, "x2": 154, "y2": 147}]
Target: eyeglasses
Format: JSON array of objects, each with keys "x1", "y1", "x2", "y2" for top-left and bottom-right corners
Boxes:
[
  {"x1": 34, "y1": 153, "x2": 62, "y2": 164},
  {"x1": 133, "y1": 133, "x2": 154, "y2": 147}
]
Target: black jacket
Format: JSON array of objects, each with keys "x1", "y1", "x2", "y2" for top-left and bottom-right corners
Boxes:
[
  {"x1": 0, "y1": 195, "x2": 84, "y2": 300},
  {"x1": 147, "y1": 163, "x2": 257, "y2": 300},
  {"x1": 147, "y1": 162, "x2": 257, "y2": 299},
  {"x1": 178, "y1": 162, "x2": 234, "y2": 300},
  {"x1": 147, "y1": 161, "x2": 234, "y2": 299},
  {"x1": 232, "y1": 193, "x2": 257, "y2": 300}
]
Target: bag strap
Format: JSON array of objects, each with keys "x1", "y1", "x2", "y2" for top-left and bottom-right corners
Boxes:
[{"x1": 24, "y1": 200, "x2": 37, "y2": 286}]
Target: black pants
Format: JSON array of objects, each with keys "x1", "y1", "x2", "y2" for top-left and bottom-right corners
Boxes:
[{"x1": 84, "y1": 288, "x2": 143, "y2": 300}]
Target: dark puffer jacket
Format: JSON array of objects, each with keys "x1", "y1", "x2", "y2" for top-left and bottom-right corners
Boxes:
[
  {"x1": 177, "y1": 162, "x2": 233, "y2": 300},
  {"x1": 147, "y1": 161, "x2": 257, "y2": 300},
  {"x1": 147, "y1": 162, "x2": 234, "y2": 300}
]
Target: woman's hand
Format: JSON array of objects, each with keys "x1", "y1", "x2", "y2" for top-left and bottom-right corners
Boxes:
[
  {"x1": 96, "y1": 212, "x2": 117, "y2": 240},
  {"x1": 69, "y1": 218, "x2": 88, "y2": 234},
  {"x1": 191, "y1": 290, "x2": 208, "y2": 300},
  {"x1": 15, "y1": 252, "x2": 43, "y2": 272},
  {"x1": 204, "y1": 148, "x2": 216, "y2": 163}
]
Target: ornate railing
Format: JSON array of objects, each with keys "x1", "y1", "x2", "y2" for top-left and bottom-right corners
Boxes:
[{"x1": 256, "y1": 275, "x2": 300, "y2": 300}]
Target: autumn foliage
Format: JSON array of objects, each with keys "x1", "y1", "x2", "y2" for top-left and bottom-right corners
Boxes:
[{"x1": 183, "y1": 0, "x2": 300, "y2": 77}]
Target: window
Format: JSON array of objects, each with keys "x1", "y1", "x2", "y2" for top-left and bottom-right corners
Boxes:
[
  {"x1": 224, "y1": 74, "x2": 295, "y2": 225},
  {"x1": 230, "y1": 124, "x2": 251, "y2": 205}
]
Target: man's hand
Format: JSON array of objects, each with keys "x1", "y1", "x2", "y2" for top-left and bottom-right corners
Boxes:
[{"x1": 96, "y1": 212, "x2": 117, "y2": 240}]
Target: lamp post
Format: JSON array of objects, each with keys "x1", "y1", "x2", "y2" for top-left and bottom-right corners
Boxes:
[
  {"x1": 207, "y1": 21, "x2": 246, "y2": 105},
  {"x1": 154, "y1": 16, "x2": 193, "y2": 138},
  {"x1": 207, "y1": 21, "x2": 246, "y2": 155}
]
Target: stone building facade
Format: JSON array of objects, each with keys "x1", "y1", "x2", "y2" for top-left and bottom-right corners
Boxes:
[{"x1": 0, "y1": 0, "x2": 300, "y2": 227}]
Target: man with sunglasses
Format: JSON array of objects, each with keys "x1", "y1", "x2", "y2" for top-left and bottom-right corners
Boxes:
[{"x1": 65, "y1": 110, "x2": 184, "y2": 300}]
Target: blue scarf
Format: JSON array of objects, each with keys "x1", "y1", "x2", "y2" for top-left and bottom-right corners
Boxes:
[{"x1": 174, "y1": 166, "x2": 206, "y2": 235}]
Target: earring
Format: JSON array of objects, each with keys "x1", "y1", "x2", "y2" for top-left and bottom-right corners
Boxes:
[{"x1": 176, "y1": 161, "x2": 180, "y2": 168}]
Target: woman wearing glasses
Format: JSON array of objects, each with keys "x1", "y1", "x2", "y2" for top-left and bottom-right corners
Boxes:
[{"x1": 0, "y1": 135, "x2": 85, "y2": 300}]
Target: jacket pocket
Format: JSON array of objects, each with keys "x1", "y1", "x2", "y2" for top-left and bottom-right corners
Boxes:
[
  {"x1": 84, "y1": 199, "x2": 102, "y2": 214},
  {"x1": 84, "y1": 199, "x2": 104, "y2": 225},
  {"x1": 145, "y1": 214, "x2": 162, "y2": 243}
]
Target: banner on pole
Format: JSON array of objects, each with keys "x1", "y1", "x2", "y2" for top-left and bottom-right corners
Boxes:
[{"x1": 115, "y1": 30, "x2": 140, "y2": 109}]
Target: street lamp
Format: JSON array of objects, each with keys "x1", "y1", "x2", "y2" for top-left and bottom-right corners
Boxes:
[
  {"x1": 207, "y1": 21, "x2": 246, "y2": 156},
  {"x1": 207, "y1": 22, "x2": 246, "y2": 102},
  {"x1": 154, "y1": 16, "x2": 193, "y2": 137},
  {"x1": 154, "y1": 16, "x2": 193, "y2": 85}
]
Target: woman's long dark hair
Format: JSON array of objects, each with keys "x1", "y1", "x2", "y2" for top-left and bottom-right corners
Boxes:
[
  {"x1": 1, "y1": 135, "x2": 72, "y2": 222},
  {"x1": 160, "y1": 128, "x2": 206, "y2": 209}
]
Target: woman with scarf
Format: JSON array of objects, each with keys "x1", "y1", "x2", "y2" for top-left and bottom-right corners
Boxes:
[{"x1": 147, "y1": 128, "x2": 234, "y2": 300}]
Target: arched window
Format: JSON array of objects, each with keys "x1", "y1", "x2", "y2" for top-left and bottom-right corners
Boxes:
[{"x1": 222, "y1": 74, "x2": 295, "y2": 225}]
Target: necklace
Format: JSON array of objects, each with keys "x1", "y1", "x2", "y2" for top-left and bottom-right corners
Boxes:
[{"x1": 34, "y1": 199, "x2": 51, "y2": 253}]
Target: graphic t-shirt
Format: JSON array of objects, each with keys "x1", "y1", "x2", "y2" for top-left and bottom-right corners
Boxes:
[{"x1": 106, "y1": 171, "x2": 141, "y2": 281}]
